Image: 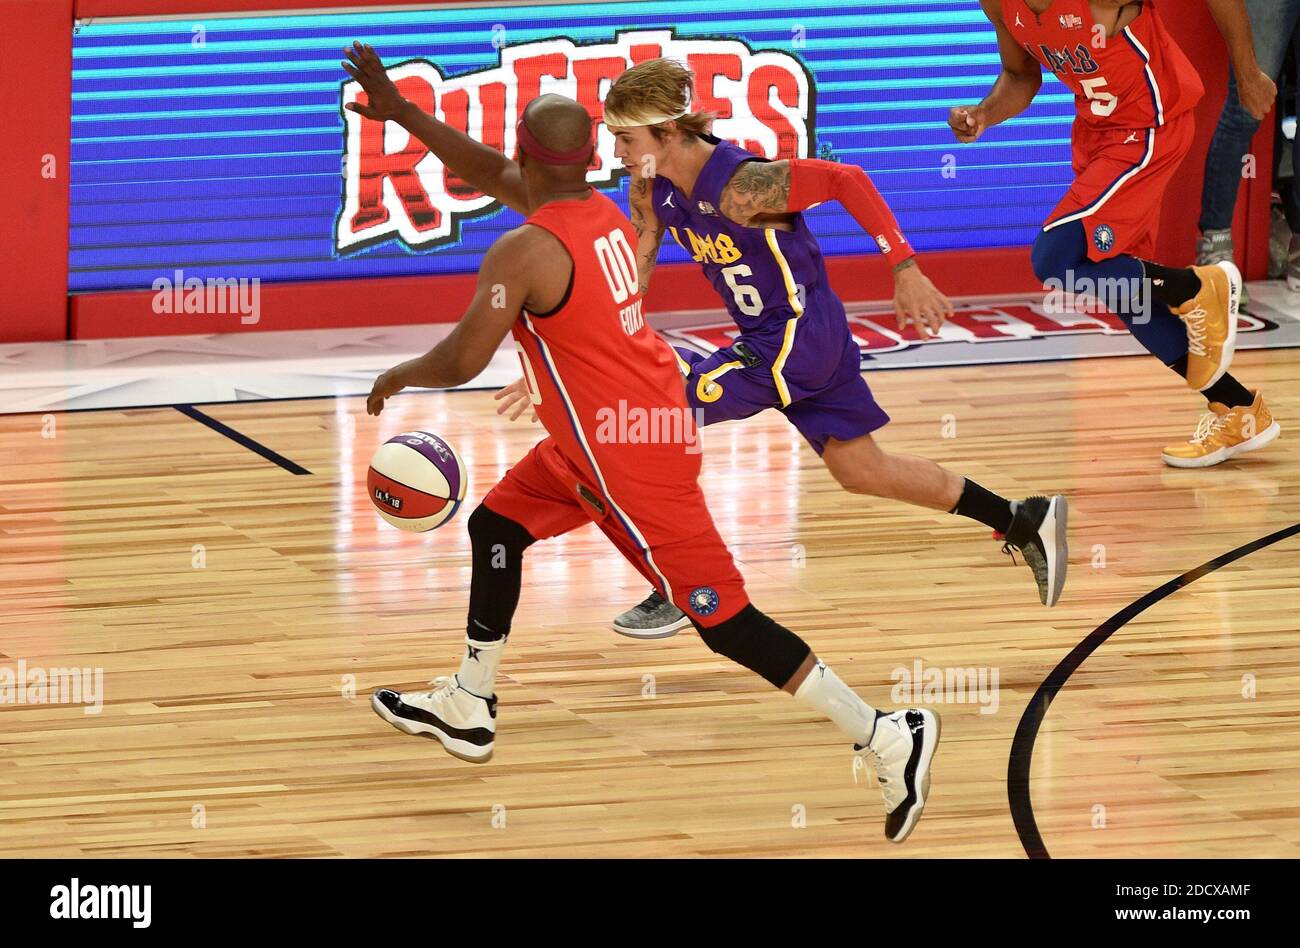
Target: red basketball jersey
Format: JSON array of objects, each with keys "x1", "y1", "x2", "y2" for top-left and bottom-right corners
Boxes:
[
  {"x1": 512, "y1": 190, "x2": 697, "y2": 488},
  {"x1": 1001, "y1": 0, "x2": 1203, "y2": 130}
]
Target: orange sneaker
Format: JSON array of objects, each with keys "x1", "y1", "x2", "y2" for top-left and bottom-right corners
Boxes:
[
  {"x1": 1161, "y1": 391, "x2": 1281, "y2": 468},
  {"x1": 1174, "y1": 261, "x2": 1240, "y2": 391}
]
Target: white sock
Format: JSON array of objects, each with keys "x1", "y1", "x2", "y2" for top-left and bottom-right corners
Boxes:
[
  {"x1": 456, "y1": 635, "x2": 506, "y2": 697},
  {"x1": 794, "y1": 659, "x2": 878, "y2": 746}
]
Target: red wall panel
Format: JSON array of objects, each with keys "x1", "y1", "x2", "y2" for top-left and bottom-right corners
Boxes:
[
  {"x1": 68, "y1": 247, "x2": 1040, "y2": 338},
  {"x1": 0, "y1": 0, "x2": 73, "y2": 342}
]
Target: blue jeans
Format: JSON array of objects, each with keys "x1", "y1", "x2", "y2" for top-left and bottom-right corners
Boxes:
[{"x1": 1199, "y1": 0, "x2": 1300, "y2": 232}]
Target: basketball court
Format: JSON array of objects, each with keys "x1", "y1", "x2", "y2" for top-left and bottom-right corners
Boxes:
[
  {"x1": 3, "y1": 293, "x2": 1297, "y2": 858},
  {"x1": 1, "y1": 0, "x2": 1298, "y2": 878}
]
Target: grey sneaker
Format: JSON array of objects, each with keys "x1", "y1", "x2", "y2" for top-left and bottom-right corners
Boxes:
[
  {"x1": 1196, "y1": 228, "x2": 1234, "y2": 266},
  {"x1": 611, "y1": 590, "x2": 692, "y2": 639},
  {"x1": 1197, "y1": 229, "x2": 1248, "y2": 307},
  {"x1": 1002, "y1": 495, "x2": 1069, "y2": 607},
  {"x1": 1268, "y1": 201, "x2": 1288, "y2": 279}
]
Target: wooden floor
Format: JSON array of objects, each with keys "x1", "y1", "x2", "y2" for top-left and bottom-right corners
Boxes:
[{"x1": 1, "y1": 348, "x2": 1297, "y2": 858}]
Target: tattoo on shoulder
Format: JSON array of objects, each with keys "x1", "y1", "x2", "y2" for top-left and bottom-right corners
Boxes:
[{"x1": 722, "y1": 161, "x2": 790, "y2": 221}]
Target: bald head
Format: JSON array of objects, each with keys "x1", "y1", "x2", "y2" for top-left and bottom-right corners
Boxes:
[{"x1": 521, "y1": 94, "x2": 594, "y2": 159}]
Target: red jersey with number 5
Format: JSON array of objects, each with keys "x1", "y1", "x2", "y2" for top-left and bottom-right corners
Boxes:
[
  {"x1": 511, "y1": 189, "x2": 696, "y2": 485},
  {"x1": 1001, "y1": 0, "x2": 1202, "y2": 130}
]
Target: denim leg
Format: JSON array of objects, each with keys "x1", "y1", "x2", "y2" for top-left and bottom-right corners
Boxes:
[{"x1": 1199, "y1": 0, "x2": 1300, "y2": 232}]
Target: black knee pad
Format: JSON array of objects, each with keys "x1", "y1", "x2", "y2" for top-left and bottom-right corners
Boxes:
[
  {"x1": 694, "y1": 605, "x2": 811, "y2": 689},
  {"x1": 467, "y1": 503, "x2": 535, "y2": 555}
]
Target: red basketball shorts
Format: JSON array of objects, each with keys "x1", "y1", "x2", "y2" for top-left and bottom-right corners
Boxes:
[
  {"x1": 482, "y1": 437, "x2": 749, "y2": 626},
  {"x1": 1042, "y1": 110, "x2": 1195, "y2": 262}
]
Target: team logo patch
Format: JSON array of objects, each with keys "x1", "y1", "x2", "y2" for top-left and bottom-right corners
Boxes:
[
  {"x1": 688, "y1": 586, "x2": 720, "y2": 616},
  {"x1": 1092, "y1": 224, "x2": 1115, "y2": 253}
]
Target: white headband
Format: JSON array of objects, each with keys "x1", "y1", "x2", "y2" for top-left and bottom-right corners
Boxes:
[{"x1": 602, "y1": 103, "x2": 691, "y2": 128}]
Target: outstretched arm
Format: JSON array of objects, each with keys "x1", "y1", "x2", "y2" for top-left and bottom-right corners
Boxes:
[
  {"x1": 343, "y1": 42, "x2": 531, "y2": 215},
  {"x1": 719, "y1": 159, "x2": 953, "y2": 338},
  {"x1": 949, "y1": 0, "x2": 1043, "y2": 143},
  {"x1": 367, "y1": 234, "x2": 526, "y2": 413},
  {"x1": 1202, "y1": 0, "x2": 1276, "y2": 120}
]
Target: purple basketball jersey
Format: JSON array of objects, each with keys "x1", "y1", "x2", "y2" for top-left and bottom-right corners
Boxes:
[{"x1": 651, "y1": 136, "x2": 857, "y2": 403}]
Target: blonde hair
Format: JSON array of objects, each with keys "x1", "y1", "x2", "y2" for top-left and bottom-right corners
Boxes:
[{"x1": 603, "y1": 58, "x2": 714, "y2": 139}]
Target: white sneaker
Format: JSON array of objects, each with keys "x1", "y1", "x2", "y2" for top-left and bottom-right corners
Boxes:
[
  {"x1": 371, "y1": 675, "x2": 496, "y2": 762},
  {"x1": 856, "y1": 708, "x2": 941, "y2": 843}
]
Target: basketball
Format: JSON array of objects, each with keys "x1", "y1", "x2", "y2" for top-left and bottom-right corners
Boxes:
[{"x1": 367, "y1": 431, "x2": 467, "y2": 532}]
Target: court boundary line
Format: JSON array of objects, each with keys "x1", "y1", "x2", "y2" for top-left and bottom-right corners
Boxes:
[
  {"x1": 175, "y1": 404, "x2": 312, "y2": 474},
  {"x1": 1007, "y1": 521, "x2": 1300, "y2": 859}
]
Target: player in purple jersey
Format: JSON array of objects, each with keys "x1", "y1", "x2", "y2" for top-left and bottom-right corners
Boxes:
[
  {"x1": 582, "y1": 59, "x2": 1068, "y2": 636},
  {"x1": 340, "y1": 48, "x2": 1071, "y2": 636}
]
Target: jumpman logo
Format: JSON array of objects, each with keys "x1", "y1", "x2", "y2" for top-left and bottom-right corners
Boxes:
[
  {"x1": 1015, "y1": 12, "x2": 1024, "y2": 27},
  {"x1": 1124, "y1": 132, "x2": 1140, "y2": 144},
  {"x1": 662, "y1": 193, "x2": 675, "y2": 208}
]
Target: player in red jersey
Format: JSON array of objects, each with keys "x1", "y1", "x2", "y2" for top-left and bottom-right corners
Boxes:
[
  {"x1": 348, "y1": 45, "x2": 940, "y2": 841},
  {"x1": 954, "y1": 0, "x2": 1281, "y2": 467}
]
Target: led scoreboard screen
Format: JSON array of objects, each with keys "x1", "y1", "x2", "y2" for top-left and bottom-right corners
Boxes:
[{"x1": 69, "y1": 1, "x2": 1076, "y2": 293}]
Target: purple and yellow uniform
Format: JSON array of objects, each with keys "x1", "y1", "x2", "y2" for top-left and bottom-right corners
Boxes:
[{"x1": 652, "y1": 136, "x2": 889, "y2": 454}]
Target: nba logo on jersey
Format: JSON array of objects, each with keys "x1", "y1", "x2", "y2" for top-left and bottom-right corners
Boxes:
[
  {"x1": 1093, "y1": 224, "x2": 1115, "y2": 253},
  {"x1": 1058, "y1": 13, "x2": 1083, "y2": 29},
  {"x1": 876, "y1": 234, "x2": 893, "y2": 255},
  {"x1": 688, "y1": 586, "x2": 720, "y2": 616},
  {"x1": 696, "y1": 201, "x2": 717, "y2": 216}
]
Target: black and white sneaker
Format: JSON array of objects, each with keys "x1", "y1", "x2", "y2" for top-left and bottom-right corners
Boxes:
[
  {"x1": 371, "y1": 675, "x2": 496, "y2": 762},
  {"x1": 856, "y1": 708, "x2": 941, "y2": 843},
  {"x1": 611, "y1": 590, "x2": 692, "y2": 639},
  {"x1": 1002, "y1": 494, "x2": 1069, "y2": 607}
]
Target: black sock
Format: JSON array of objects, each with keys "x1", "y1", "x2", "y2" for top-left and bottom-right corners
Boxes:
[
  {"x1": 1139, "y1": 261, "x2": 1201, "y2": 308},
  {"x1": 1166, "y1": 356, "x2": 1254, "y2": 407},
  {"x1": 950, "y1": 478, "x2": 1014, "y2": 534}
]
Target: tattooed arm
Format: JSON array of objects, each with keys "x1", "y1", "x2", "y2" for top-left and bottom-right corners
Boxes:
[
  {"x1": 629, "y1": 173, "x2": 666, "y2": 290},
  {"x1": 725, "y1": 157, "x2": 954, "y2": 338},
  {"x1": 718, "y1": 160, "x2": 793, "y2": 227}
]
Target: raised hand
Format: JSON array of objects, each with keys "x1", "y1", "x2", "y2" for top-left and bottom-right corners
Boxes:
[{"x1": 342, "y1": 42, "x2": 408, "y2": 123}]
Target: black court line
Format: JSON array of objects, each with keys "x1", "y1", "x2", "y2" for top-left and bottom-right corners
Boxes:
[
  {"x1": 1008, "y1": 520, "x2": 1300, "y2": 859},
  {"x1": 175, "y1": 404, "x2": 311, "y2": 475}
]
